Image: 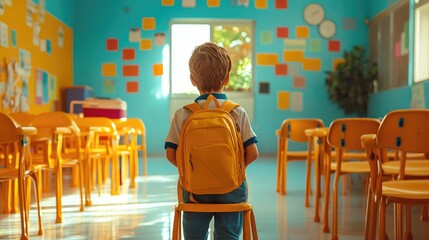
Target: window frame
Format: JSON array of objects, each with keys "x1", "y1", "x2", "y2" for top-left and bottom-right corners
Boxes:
[
  {"x1": 414, "y1": 0, "x2": 429, "y2": 83},
  {"x1": 169, "y1": 18, "x2": 255, "y2": 99}
]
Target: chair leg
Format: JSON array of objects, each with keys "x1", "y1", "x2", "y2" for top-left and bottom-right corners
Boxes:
[
  {"x1": 30, "y1": 172, "x2": 44, "y2": 235},
  {"x1": 331, "y1": 172, "x2": 340, "y2": 240},
  {"x1": 250, "y1": 209, "x2": 258, "y2": 240},
  {"x1": 243, "y1": 210, "x2": 251, "y2": 240},
  {"x1": 421, "y1": 205, "x2": 428, "y2": 221},
  {"x1": 78, "y1": 162, "x2": 85, "y2": 211},
  {"x1": 172, "y1": 209, "x2": 181, "y2": 240},
  {"x1": 322, "y1": 167, "x2": 331, "y2": 233},
  {"x1": 364, "y1": 181, "x2": 376, "y2": 240},
  {"x1": 394, "y1": 203, "x2": 403, "y2": 240},
  {"x1": 276, "y1": 147, "x2": 282, "y2": 193},
  {"x1": 379, "y1": 197, "x2": 388, "y2": 240},
  {"x1": 404, "y1": 205, "x2": 412, "y2": 240},
  {"x1": 55, "y1": 164, "x2": 63, "y2": 224},
  {"x1": 18, "y1": 177, "x2": 29, "y2": 240}
]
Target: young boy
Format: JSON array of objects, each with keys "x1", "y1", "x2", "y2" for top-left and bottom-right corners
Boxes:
[{"x1": 164, "y1": 42, "x2": 258, "y2": 240}]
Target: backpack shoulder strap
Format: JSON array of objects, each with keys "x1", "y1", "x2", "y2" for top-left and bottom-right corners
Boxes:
[
  {"x1": 221, "y1": 100, "x2": 240, "y2": 113},
  {"x1": 183, "y1": 102, "x2": 201, "y2": 113}
]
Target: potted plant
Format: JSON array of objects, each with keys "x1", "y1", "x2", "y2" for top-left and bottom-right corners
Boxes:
[{"x1": 325, "y1": 45, "x2": 378, "y2": 116}]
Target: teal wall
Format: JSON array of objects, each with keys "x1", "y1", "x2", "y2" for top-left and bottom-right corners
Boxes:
[
  {"x1": 72, "y1": 0, "x2": 373, "y2": 155},
  {"x1": 34, "y1": 0, "x2": 75, "y2": 27}
]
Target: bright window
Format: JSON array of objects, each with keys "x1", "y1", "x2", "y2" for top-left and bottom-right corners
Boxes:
[
  {"x1": 415, "y1": 1, "x2": 429, "y2": 82},
  {"x1": 170, "y1": 20, "x2": 254, "y2": 95}
]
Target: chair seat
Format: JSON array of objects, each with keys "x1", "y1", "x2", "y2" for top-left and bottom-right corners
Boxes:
[
  {"x1": 330, "y1": 161, "x2": 370, "y2": 173},
  {"x1": 0, "y1": 168, "x2": 18, "y2": 179},
  {"x1": 176, "y1": 202, "x2": 253, "y2": 212},
  {"x1": 382, "y1": 160, "x2": 429, "y2": 176},
  {"x1": 382, "y1": 180, "x2": 429, "y2": 199}
]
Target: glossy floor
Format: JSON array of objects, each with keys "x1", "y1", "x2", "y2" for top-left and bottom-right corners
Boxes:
[{"x1": 1, "y1": 156, "x2": 428, "y2": 239}]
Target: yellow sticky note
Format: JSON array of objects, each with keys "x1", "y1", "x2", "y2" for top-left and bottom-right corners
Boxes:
[
  {"x1": 302, "y1": 58, "x2": 321, "y2": 71},
  {"x1": 207, "y1": 0, "x2": 220, "y2": 7},
  {"x1": 162, "y1": 0, "x2": 174, "y2": 6},
  {"x1": 255, "y1": 0, "x2": 267, "y2": 9},
  {"x1": 278, "y1": 91, "x2": 290, "y2": 110},
  {"x1": 153, "y1": 64, "x2": 164, "y2": 76},
  {"x1": 333, "y1": 58, "x2": 345, "y2": 70},
  {"x1": 283, "y1": 50, "x2": 304, "y2": 62},
  {"x1": 140, "y1": 39, "x2": 153, "y2": 50},
  {"x1": 102, "y1": 63, "x2": 117, "y2": 77},
  {"x1": 296, "y1": 26, "x2": 309, "y2": 39},
  {"x1": 256, "y1": 53, "x2": 278, "y2": 66},
  {"x1": 142, "y1": 17, "x2": 156, "y2": 30}
]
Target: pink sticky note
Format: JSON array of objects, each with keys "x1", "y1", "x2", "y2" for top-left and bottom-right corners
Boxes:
[{"x1": 395, "y1": 41, "x2": 401, "y2": 57}]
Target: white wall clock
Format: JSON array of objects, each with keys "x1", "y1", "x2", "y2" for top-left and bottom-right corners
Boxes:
[
  {"x1": 303, "y1": 3, "x2": 325, "y2": 25},
  {"x1": 319, "y1": 19, "x2": 336, "y2": 39}
]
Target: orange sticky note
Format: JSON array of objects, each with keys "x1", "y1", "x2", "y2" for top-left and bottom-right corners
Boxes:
[
  {"x1": 283, "y1": 50, "x2": 304, "y2": 62},
  {"x1": 255, "y1": 0, "x2": 267, "y2": 9},
  {"x1": 126, "y1": 81, "x2": 139, "y2": 93},
  {"x1": 123, "y1": 65, "x2": 139, "y2": 77},
  {"x1": 162, "y1": 0, "x2": 174, "y2": 6},
  {"x1": 153, "y1": 64, "x2": 163, "y2": 76},
  {"x1": 256, "y1": 53, "x2": 279, "y2": 66},
  {"x1": 122, "y1": 48, "x2": 135, "y2": 61},
  {"x1": 278, "y1": 91, "x2": 290, "y2": 110},
  {"x1": 207, "y1": 0, "x2": 220, "y2": 7},
  {"x1": 302, "y1": 58, "x2": 321, "y2": 71},
  {"x1": 296, "y1": 26, "x2": 309, "y2": 38},
  {"x1": 142, "y1": 17, "x2": 156, "y2": 30},
  {"x1": 102, "y1": 63, "x2": 116, "y2": 77},
  {"x1": 140, "y1": 39, "x2": 153, "y2": 50}
]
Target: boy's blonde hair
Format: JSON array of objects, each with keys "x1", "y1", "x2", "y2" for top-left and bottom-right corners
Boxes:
[{"x1": 189, "y1": 42, "x2": 232, "y2": 92}]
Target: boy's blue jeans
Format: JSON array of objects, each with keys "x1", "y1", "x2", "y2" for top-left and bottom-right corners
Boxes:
[{"x1": 181, "y1": 180, "x2": 248, "y2": 240}]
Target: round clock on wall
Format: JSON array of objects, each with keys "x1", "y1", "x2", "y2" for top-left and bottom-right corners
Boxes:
[
  {"x1": 303, "y1": 3, "x2": 325, "y2": 25},
  {"x1": 318, "y1": 19, "x2": 336, "y2": 39}
]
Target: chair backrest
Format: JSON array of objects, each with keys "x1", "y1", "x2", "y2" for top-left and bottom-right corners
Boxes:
[
  {"x1": 279, "y1": 118, "x2": 324, "y2": 142},
  {"x1": 73, "y1": 117, "x2": 117, "y2": 134},
  {"x1": 0, "y1": 113, "x2": 21, "y2": 144},
  {"x1": 377, "y1": 109, "x2": 429, "y2": 153},
  {"x1": 8, "y1": 112, "x2": 36, "y2": 127},
  {"x1": 30, "y1": 111, "x2": 80, "y2": 139},
  {"x1": 328, "y1": 118, "x2": 380, "y2": 151}
]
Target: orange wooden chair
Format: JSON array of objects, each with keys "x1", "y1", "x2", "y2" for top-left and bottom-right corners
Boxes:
[
  {"x1": 0, "y1": 112, "x2": 43, "y2": 239},
  {"x1": 326, "y1": 118, "x2": 380, "y2": 240},
  {"x1": 172, "y1": 181, "x2": 258, "y2": 240},
  {"x1": 276, "y1": 118, "x2": 324, "y2": 207},
  {"x1": 29, "y1": 111, "x2": 84, "y2": 223},
  {"x1": 361, "y1": 109, "x2": 429, "y2": 240},
  {"x1": 125, "y1": 118, "x2": 148, "y2": 183},
  {"x1": 113, "y1": 118, "x2": 137, "y2": 187}
]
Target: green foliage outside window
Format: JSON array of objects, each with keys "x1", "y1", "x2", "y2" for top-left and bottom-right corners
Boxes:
[{"x1": 213, "y1": 25, "x2": 253, "y2": 92}]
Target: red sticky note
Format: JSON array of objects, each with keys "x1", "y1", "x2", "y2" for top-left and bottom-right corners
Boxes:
[
  {"x1": 293, "y1": 76, "x2": 306, "y2": 88},
  {"x1": 106, "y1": 38, "x2": 118, "y2": 51},
  {"x1": 277, "y1": 27, "x2": 288, "y2": 38},
  {"x1": 126, "y1": 81, "x2": 139, "y2": 93},
  {"x1": 123, "y1": 65, "x2": 139, "y2": 77},
  {"x1": 122, "y1": 48, "x2": 135, "y2": 60},
  {"x1": 328, "y1": 40, "x2": 341, "y2": 52},
  {"x1": 276, "y1": 0, "x2": 287, "y2": 9},
  {"x1": 275, "y1": 64, "x2": 288, "y2": 75}
]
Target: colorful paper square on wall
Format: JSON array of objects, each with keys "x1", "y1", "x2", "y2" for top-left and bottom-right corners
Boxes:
[
  {"x1": 296, "y1": 26, "x2": 309, "y2": 38},
  {"x1": 140, "y1": 39, "x2": 152, "y2": 50},
  {"x1": 255, "y1": 0, "x2": 267, "y2": 9},
  {"x1": 162, "y1": 0, "x2": 174, "y2": 6},
  {"x1": 256, "y1": 53, "x2": 278, "y2": 66},
  {"x1": 129, "y1": 28, "x2": 141, "y2": 42},
  {"x1": 309, "y1": 39, "x2": 321, "y2": 52},
  {"x1": 276, "y1": 27, "x2": 288, "y2": 38},
  {"x1": 260, "y1": 31, "x2": 272, "y2": 45},
  {"x1": 123, "y1": 65, "x2": 139, "y2": 77},
  {"x1": 291, "y1": 92, "x2": 303, "y2": 111},
  {"x1": 207, "y1": 0, "x2": 220, "y2": 7},
  {"x1": 153, "y1": 64, "x2": 163, "y2": 76},
  {"x1": 103, "y1": 79, "x2": 115, "y2": 94},
  {"x1": 276, "y1": 0, "x2": 287, "y2": 9},
  {"x1": 142, "y1": 17, "x2": 156, "y2": 30},
  {"x1": 328, "y1": 40, "x2": 340, "y2": 52},
  {"x1": 278, "y1": 91, "x2": 290, "y2": 110},
  {"x1": 302, "y1": 58, "x2": 321, "y2": 71},
  {"x1": 11, "y1": 28, "x2": 17, "y2": 47},
  {"x1": 259, "y1": 82, "x2": 270, "y2": 94},
  {"x1": 155, "y1": 33, "x2": 166, "y2": 46},
  {"x1": 46, "y1": 39, "x2": 51, "y2": 54},
  {"x1": 102, "y1": 63, "x2": 117, "y2": 77},
  {"x1": 342, "y1": 18, "x2": 357, "y2": 30},
  {"x1": 126, "y1": 81, "x2": 139, "y2": 93},
  {"x1": 292, "y1": 76, "x2": 306, "y2": 88},
  {"x1": 183, "y1": 0, "x2": 196, "y2": 7},
  {"x1": 275, "y1": 64, "x2": 288, "y2": 75},
  {"x1": 122, "y1": 48, "x2": 135, "y2": 60},
  {"x1": 284, "y1": 39, "x2": 306, "y2": 50},
  {"x1": 106, "y1": 38, "x2": 118, "y2": 51}
]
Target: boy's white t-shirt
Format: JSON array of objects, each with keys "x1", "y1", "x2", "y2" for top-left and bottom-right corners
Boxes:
[{"x1": 164, "y1": 93, "x2": 258, "y2": 150}]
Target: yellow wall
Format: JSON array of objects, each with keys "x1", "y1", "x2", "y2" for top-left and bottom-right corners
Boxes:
[{"x1": 0, "y1": 0, "x2": 73, "y2": 114}]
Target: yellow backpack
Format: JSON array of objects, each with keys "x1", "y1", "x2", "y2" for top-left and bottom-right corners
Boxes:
[{"x1": 176, "y1": 94, "x2": 245, "y2": 195}]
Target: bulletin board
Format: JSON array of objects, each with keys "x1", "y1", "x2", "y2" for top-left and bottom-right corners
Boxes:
[{"x1": 0, "y1": 0, "x2": 73, "y2": 114}]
